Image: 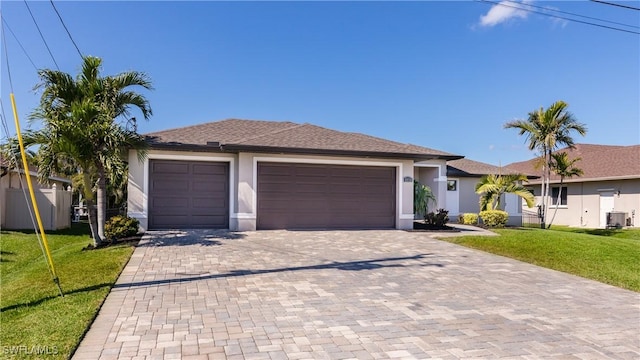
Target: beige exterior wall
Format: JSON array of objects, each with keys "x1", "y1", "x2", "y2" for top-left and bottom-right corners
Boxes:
[
  {"x1": 524, "y1": 178, "x2": 640, "y2": 228},
  {"x1": 129, "y1": 149, "x2": 419, "y2": 231}
]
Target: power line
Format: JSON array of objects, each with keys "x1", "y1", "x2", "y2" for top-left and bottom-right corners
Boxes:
[
  {"x1": 590, "y1": 0, "x2": 640, "y2": 11},
  {"x1": 1, "y1": 25, "x2": 15, "y2": 91},
  {"x1": 49, "y1": 0, "x2": 83, "y2": 59},
  {"x1": 478, "y1": 0, "x2": 640, "y2": 35},
  {"x1": 23, "y1": 0, "x2": 60, "y2": 70},
  {"x1": 1, "y1": 16, "x2": 39, "y2": 71},
  {"x1": 505, "y1": 0, "x2": 639, "y2": 29}
]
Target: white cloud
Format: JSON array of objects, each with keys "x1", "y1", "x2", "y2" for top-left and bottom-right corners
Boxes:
[{"x1": 479, "y1": 1, "x2": 530, "y2": 27}]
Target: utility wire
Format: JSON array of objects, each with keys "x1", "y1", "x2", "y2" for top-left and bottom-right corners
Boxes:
[
  {"x1": 49, "y1": 0, "x2": 83, "y2": 58},
  {"x1": 505, "y1": 0, "x2": 639, "y2": 29},
  {"x1": 23, "y1": 0, "x2": 60, "y2": 70},
  {"x1": 2, "y1": 26, "x2": 15, "y2": 91},
  {"x1": 590, "y1": 0, "x2": 640, "y2": 11},
  {"x1": 1, "y1": 16, "x2": 39, "y2": 71},
  {"x1": 478, "y1": 0, "x2": 640, "y2": 35}
]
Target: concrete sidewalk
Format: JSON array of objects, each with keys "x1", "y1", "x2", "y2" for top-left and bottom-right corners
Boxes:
[{"x1": 73, "y1": 229, "x2": 639, "y2": 359}]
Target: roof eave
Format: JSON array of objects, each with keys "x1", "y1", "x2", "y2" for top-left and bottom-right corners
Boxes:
[{"x1": 221, "y1": 144, "x2": 461, "y2": 161}]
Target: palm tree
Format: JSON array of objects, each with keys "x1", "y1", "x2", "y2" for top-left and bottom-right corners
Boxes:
[
  {"x1": 475, "y1": 173, "x2": 535, "y2": 211},
  {"x1": 26, "y1": 56, "x2": 152, "y2": 246},
  {"x1": 546, "y1": 152, "x2": 583, "y2": 228},
  {"x1": 504, "y1": 100, "x2": 586, "y2": 228},
  {"x1": 414, "y1": 181, "x2": 437, "y2": 221}
]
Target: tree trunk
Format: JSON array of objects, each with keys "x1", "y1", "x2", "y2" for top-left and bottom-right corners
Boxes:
[
  {"x1": 541, "y1": 150, "x2": 551, "y2": 229},
  {"x1": 547, "y1": 178, "x2": 564, "y2": 228},
  {"x1": 96, "y1": 166, "x2": 107, "y2": 242},
  {"x1": 82, "y1": 172, "x2": 101, "y2": 247},
  {"x1": 86, "y1": 197, "x2": 101, "y2": 247}
]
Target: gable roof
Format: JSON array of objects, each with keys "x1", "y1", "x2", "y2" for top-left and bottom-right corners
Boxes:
[
  {"x1": 145, "y1": 119, "x2": 463, "y2": 161},
  {"x1": 447, "y1": 158, "x2": 536, "y2": 178},
  {"x1": 506, "y1": 144, "x2": 640, "y2": 183}
]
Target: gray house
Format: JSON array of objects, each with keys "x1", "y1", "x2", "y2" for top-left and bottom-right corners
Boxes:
[
  {"x1": 128, "y1": 119, "x2": 462, "y2": 231},
  {"x1": 445, "y1": 158, "x2": 535, "y2": 226}
]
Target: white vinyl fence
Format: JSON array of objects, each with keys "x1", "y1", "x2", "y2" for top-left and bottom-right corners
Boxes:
[{"x1": 3, "y1": 188, "x2": 72, "y2": 230}]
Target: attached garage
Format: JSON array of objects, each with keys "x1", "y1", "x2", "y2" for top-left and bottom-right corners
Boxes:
[
  {"x1": 148, "y1": 160, "x2": 229, "y2": 229},
  {"x1": 257, "y1": 162, "x2": 396, "y2": 230}
]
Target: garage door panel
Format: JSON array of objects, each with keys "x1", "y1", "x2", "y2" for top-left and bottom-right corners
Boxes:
[
  {"x1": 149, "y1": 160, "x2": 229, "y2": 229},
  {"x1": 153, "y1": 162, "x2": 189, "y2": 174},
  {"x1": 257, "y1": 162, "x2": 395, "y2": 229},
  {"x1": 192, "y1": 163, "x2": 226, "y2": 175},
  {"x1": 153, "y1": 179, "x2": 190, "y2": 192}
]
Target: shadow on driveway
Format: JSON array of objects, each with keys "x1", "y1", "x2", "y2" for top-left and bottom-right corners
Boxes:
[
  {"x1": 138, "y1": 229, "x2": 246, "y2": 247},
  {"x1": 113, "y1": 253, "x2": 443, "y2": 289}
]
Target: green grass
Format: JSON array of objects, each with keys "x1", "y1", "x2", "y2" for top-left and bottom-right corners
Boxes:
[
  {"x1": 0, "y1": 224, "x2": 136, "y2": 359},
  {"x1": 441, "y1": 227, "x2": 640, "y2": 292},
  {"x1": 549, "y1": 225, "x2": 640, "y2": 240}
]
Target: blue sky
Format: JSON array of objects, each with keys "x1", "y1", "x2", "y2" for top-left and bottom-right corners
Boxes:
[{"x1": 1, "y1": 1, "x2": 638, "y2": 165}]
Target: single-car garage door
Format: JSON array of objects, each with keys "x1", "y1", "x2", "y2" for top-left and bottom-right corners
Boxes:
[
  {"x1": 148, "y1": 160, "x2": 229, "y2": 229},
  {"x1": 257, "y1": 162, "x2": 396, "y2": 229}
]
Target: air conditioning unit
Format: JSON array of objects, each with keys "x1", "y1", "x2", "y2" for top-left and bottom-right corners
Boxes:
[{"x1": 606, "y1": 212, "x2": 627, "y2": 229}]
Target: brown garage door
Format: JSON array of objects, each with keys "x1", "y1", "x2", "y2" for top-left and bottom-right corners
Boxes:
[
  {"x1": 257, "y1": 162, "x2": 396, "y2": 230},
  {"x1": 148, "y1": 160, "x2": 229, "y2": 229}
]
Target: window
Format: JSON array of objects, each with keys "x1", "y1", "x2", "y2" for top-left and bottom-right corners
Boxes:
[
  {"x1": 447, "y1": 180, "x2": 457, "y2": 191},
  {"x1": 551, "y1": 186, "x2": 567, "y2": 206}
]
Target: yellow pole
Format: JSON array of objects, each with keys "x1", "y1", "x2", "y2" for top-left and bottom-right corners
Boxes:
[{"x1": 10, "y1": 93, "x2": 63, "y2": 296}]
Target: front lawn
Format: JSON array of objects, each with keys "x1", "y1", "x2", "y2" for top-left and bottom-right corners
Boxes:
[
  {"x1": 0, "y1": 224, "x2": 136, "y2": 359},
  {"x1": 441, "y1": 227, "x2": 640, "y2": 292}
]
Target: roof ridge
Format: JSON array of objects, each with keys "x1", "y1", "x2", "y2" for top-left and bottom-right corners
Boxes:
[
  {"x1": 145, "y1": 118, "x2": 296, "y2": 136},
  {"x1": 231, "y1": 121, "x2": 305, "y2": 145}
]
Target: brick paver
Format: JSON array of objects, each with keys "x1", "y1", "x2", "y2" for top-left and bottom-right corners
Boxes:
[{"x1": 73, "y1": 228, "x2": 640, "y2": 359}]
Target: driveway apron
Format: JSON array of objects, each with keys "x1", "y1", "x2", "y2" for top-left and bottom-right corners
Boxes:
[{"x1": 73, "y1": 229, "x2": 640, "y2": 359}]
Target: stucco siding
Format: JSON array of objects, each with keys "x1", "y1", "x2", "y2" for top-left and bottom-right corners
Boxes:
[
  {"x1": 458, "y1": 177, "x2": 480, "y2": 214},
  {"x1": 526, "y1": 179, "x2": 640, "y2": 228},
  {"x1": 130, "y1": 149, "x2": 418, "y2": 231}
]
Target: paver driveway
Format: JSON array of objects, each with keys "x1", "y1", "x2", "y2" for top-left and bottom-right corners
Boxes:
[{"x1": 73, "y1": 229, "x2": 640, "y2": 359}]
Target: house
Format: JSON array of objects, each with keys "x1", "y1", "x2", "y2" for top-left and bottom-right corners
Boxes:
[
  {"x1": 507, "y1": 144, "x2": 640, "y2": 228},
  {"x1": 445, "y1": 158, "x2": 536, "y2": 226},
  {"x1": 127, "y1": 119, "x2": 463, "y2": 231},
  {"x1": 1, "y1": 158, "x2": 72, "y2": 230}
]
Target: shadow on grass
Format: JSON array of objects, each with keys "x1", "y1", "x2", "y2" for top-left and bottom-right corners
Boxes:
[
  {"x1": 115, "y1": 253, "x2": 443, "y2": 289},
  {"x1": 0, "y1": 282, "x2": 112, "y2": 313},
  {"x1": 0, "y1": 250, "x2": 15, "y2": 262},
  {"x1": 570, "y1": 228, "x2": 623, "y2": 237},
  {"x1": 140, "y1": 229, "x2": 246, "y2": 247},
  {"x1": 3, "y1": 223, "x2": 91, "y2": 236}
]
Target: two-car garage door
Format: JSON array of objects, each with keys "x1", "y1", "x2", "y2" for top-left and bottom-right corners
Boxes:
[
  {"x1": 147, "y1": 160, "x2": 396, "y2": 230},
  {"x1": 257, "y1": 163, "x2": 396, "y2": 230}
]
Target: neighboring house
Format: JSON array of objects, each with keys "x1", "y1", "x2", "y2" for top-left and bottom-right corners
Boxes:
[
  {"x1": 128, "y1": 119, "x2": 463, "y2": 231},
  {"x1": 0, "y1": 158, "x2": 72, "y2": 230},
  {"x1": 507, "y1": 144, "x2": 640, "y2": 228},
  {"x1": 445, "y1": 158, "x2": 536, "y2": 226}
]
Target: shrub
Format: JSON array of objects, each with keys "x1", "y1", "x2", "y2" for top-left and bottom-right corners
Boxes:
[
  {"x1": 458, "y1": 213, "x2": 479, "y2": 225},
  {"x1": 104, "y1": 215, "x2": 139, "y2": 241},
  {"x1": 479, "y1": 210, "x2": 509, "y2": 228},
  {"x1": 425, "y1": 208, "x2": 449, "y2": 227}
]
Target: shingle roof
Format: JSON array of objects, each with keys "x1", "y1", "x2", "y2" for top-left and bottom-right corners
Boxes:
[
  {"x1": 145, "y1": 119, "x2": 462, "y2": 160},
  {"x1": 506, "y1": 144, "x2": 640, "y2": 183},
  {"x1": 447, "y1": 158, "x2": 535, "y2": 178}
]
